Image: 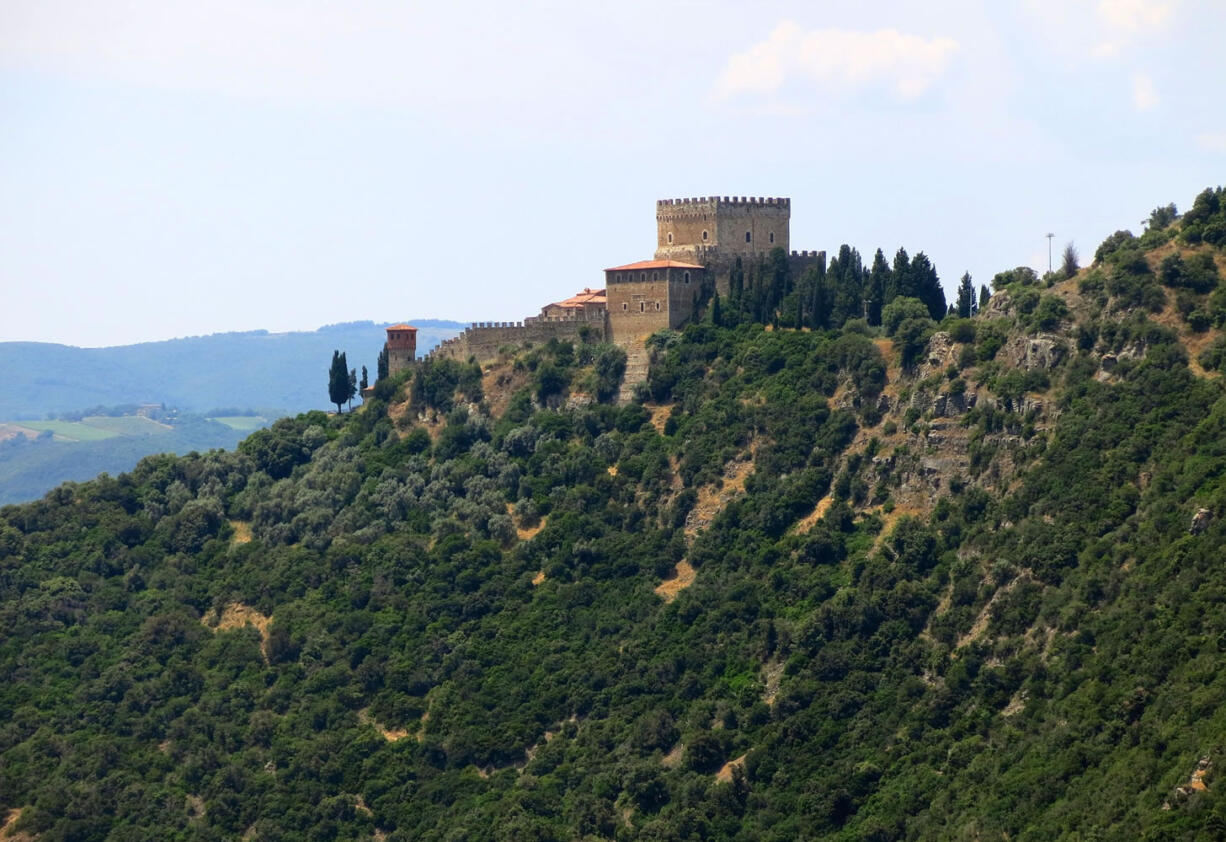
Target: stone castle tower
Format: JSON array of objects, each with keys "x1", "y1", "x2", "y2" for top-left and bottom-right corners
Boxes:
[
  {"x1": 385, "y1": 324, "x2": 417, "y2": 377},
  {"x1": 653, "y1": 195, "x2": 791, "y2": 267}
]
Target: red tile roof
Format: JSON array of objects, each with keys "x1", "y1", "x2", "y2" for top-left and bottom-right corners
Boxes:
[
  {"x1": 385, "y1": 324, "x2": 417, "y2": 332},
  {"x1": 605, "y1": 259, "x2": 704, "y2": 272},
  {"x1": 552, "y1": 288, "x2": 607, "y2": 308}
]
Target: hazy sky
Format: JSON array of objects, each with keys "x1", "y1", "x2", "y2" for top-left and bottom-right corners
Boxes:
[{"x1": 2, "y1": 0, "x2": 1224, "y2": 347}]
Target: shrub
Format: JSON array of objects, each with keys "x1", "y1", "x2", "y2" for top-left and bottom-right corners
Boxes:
[{"x1": 882, "y1": 297, "x2": 931, "y2": 336}]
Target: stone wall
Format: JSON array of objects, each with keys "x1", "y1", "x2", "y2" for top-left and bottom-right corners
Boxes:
[
  {"x1": 429, "y1": 313, "x2": 607, "y2": 363},
  {"x1": 655, "y1": 196, "x2": 790, "y2": 263}
]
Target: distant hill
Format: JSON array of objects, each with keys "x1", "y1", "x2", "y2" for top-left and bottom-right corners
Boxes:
[
  {"x1": 0, "y1": 320, "x2": 465, "y2": 419},
  {"x1": 0, "y1": 412, "x2": 261, "y2": 505}
]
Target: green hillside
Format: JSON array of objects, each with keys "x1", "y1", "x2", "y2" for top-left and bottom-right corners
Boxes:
[{"x1": 2, "y1": 188, "x2": 1226, "y2": 840}]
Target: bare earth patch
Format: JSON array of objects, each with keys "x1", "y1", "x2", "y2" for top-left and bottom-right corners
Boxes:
[
  {"x1": 531, "y1": 570, "x2": 546, "y2": 586},
  {"x1": 645, "y1": 403, "x2": 674, "y2": 435},
  {"x1": 359, "y1": 708, "x2": 411, "y2": 742},
  {"x1": 793, "y1": 495, "x2": 833, "y2": 535},
  {"x1": 607, "y1": 465, "x2": 618, "y2": 476},
  {"x1": 202, "y1": 603, "x2": 272, "y2": 660},
  {"x1": 0, "y1": 808, "x2": 33, "y2": 842},
  {"x1": 518, "y1": 516, "x2": 547, "y2": 541},
  {"x1": 507, "y1": 503, "x2": 547, "y2": 540},
  {"x1": 229, "y1": 520, "x2": 252, "y2": 545},
  {"x1": 661, "y1": 743, "x2": 685, "y2": 768},
  {"x1": 762, "y1": 660, "x2": 785, "y2": 707},
  {"x1": 870, "y1": 504, "x2": 928, "y2": 553},
  {"x1": 654, "y1": 560, "x2": 696, "y2": 603},
  {"x1": 956, "y1": 576, "x2": 1027, "y2": 650},
  {"x1": 716, "y1": 754, "x2": 747, "y2": 783},
  {"x1": 684, "y1": 448, "x2": 756, "y2": 539}
]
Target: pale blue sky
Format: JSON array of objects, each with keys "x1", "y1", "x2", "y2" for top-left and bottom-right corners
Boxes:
[{"x1": 2, "y1": 0, "x2": 1224, "y2": 346}]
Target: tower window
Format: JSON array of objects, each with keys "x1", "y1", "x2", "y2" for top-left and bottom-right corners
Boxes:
[
  {"x1": 641, "y1": 272, "x2": 646, "y2": 281},
  {"x1": 640, "y1": 302, "x2": 645, "y2": 312},
  {"x1": 655, "y1": 302, "x2": 661, "y2": 310},
  {"x1": 667, "y1": 233, "x2": 673, "y2": 244},
  {"x1": 622, "y1": 302, "x2": 628, "y2": 310},
  {"x1": 702, "y1": 230, "x2": 709, "y2": 241},
  {"x1": 746, "y1": 231, "x2": 752, "y2": 243},
  {"x1": 769, "y1": 232, "x2": 775, "y2": 243},
  {"x1": 684, "y1": 271, "x2": 690, "y2": 284},
  {"x1": 652, "y1": 271, "x2": 658, "y2": 281}
]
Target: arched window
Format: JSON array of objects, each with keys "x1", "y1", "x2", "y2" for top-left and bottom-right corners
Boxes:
[
  {"x1": 622, "y1": 302, "x2": 628, "y2": 311},
  {"x1": 652, "y1": 271, "x2": 658, "y2": 281},
  {"x1": 655, "y1": 302, "x2": 661, "y2": 311},
  {"x1": 640, "y1": 302, "x2": 645, "y2": 312},
  {"x1": 702, "y1": 230, "x2": 709, "y2": 241},
  {"x1": 667, "y1": 233, "x2": 673, "y2": 244},
  {"x1": 683, "y1": 271, "x2": 690, "y2": 284},
  {"x1": 641, "y1": 272, "x2": 646, "y2": 281},
  {"x1": 769, "y1": 232, "x2": 775, "y2": 244},
  {"x1": 745, "y1": 231, "x2": 752, "y2": 243}
]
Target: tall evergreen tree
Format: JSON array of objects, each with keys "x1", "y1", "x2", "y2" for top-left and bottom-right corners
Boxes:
[
  {"x1": 956, "y1": 272, "x2": 977, "y2": 318},
  {"x1": 803, "y1": 259, "x2": 828, "y2": 330},
  {"x1": 891, "y1": 247, "x2": 911, "y2": 301},
  {"x1": 866, "y1": 248, "x2": 891, "y2": 326},
  {"x1": 376, "y1": 346, "x2": 389, "y2": 381},
  {"x1": 910, "y1": 252, "x2": 946, "y2": 321},
  {"x1": 347, "y1": 368, "x2": 357, "y2": 410},
  {"x1": 328, "y1": 350, "x2": 350, "y2": 413},
  {"x1": 360, "y1": 366, "x2": 369, "y2": 392},
  {"x1": 979, "y1": 283, "x2": 992, "y2": 310}
]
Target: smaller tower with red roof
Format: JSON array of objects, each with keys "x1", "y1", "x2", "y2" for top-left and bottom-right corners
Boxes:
[{"x1": 385, "y1": 324, "x2": 417, "y2": 377}]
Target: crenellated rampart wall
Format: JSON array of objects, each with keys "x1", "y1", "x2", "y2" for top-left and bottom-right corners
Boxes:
[{"x1": 429, "y1": 311, "x2": 607, "y2": 363}]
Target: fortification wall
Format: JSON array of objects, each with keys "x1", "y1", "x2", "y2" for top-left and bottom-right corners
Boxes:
[{"x1": 430, "y1": 313, "x2": 607, "y2": 363}]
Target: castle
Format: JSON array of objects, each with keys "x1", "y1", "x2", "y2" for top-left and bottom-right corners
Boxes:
[{"x1": 389, "y1": 196, "x2": 824, "y2": 397}]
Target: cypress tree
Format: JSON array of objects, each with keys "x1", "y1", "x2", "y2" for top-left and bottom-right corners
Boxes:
[
  {"x1": 956, "y1": 272, "x2": 977, "y2": 318},
  {"x1": 867, "y1": 248, "x2": 891, "y2": 326},
  {"x1": 328, "y1": 350, "x2": 350, "y2": 413}
]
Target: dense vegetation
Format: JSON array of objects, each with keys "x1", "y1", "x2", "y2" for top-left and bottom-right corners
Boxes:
[{"x1": 3, "y1": 190, "x2": 1226, "y2": 840}]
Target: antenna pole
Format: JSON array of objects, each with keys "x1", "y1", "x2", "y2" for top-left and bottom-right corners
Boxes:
[{"x1": 1046, "y1": 233, "x2": 1055, "y2": 275}]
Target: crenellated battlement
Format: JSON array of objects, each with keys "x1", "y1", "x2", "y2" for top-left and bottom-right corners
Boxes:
[{"x1": 657, "y1": 196, "x2": 790, "y2": 208}]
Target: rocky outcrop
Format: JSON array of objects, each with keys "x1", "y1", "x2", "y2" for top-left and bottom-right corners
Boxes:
[
  {"x1": 1002, "y1": 334, "x2": 1066, "y2": 371},
  {"x1": 1190, "y1": 507, "x2": 1213, "y2": 535}
]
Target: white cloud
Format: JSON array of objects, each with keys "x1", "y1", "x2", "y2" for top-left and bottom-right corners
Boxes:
[
  {"x1": 712, "y1": 22, "x2": 958, "y2": 104},
  {"x1": 1196, "y1": 132, "x2": 1226, "y2": 153},
  {"x1": 1093, "y1": 0, "x2": 1177, "y2": 57},
  {"x1": 1132, "y1": 73, "x2": 1158, "y2": 110}
]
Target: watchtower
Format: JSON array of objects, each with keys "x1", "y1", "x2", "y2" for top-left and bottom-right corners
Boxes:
[
  {"x1": 385, "y1": 324, "x2": 417, "y2": 377},
  {"x1": 654, "y1": 196, "x2": 791, "y2": 265}
]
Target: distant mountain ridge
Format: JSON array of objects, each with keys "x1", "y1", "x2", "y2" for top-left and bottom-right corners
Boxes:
[{"x1": 0, "y1": 320, "x2": 465, "y2": 419}]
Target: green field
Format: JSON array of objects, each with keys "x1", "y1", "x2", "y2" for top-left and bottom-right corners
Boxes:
[
  {"x1": 80, "y1": 415, "x2": 172, "y2": 436},
  {"x1": 15, "y1": 420, "x2": 120, "y2": 441},
  {"x1": 208, "y1": 416, "x2": 269, "y2": 431}
]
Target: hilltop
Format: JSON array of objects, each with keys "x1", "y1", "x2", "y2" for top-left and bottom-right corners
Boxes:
[{"x1": 2, "y1": 187, "x2": 1226, "y2": 840}]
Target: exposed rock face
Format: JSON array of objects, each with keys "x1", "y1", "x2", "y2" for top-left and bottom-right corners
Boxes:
[
  {"x1": 916, "y1": 332, "x2": 958, "y2": 380},
  {"x1": 1190, "y1": 507, "x2": 1213, "y2": 535},
  {"x1": 1002, "y1": 334, "x2": 1066, "y2": 371},
  {"x1": 931, "y1": 391, "x2": 974, "y2": 418},
  {"x1": 982, "y1": 290, "x2": 1013, "y2": 319}
]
